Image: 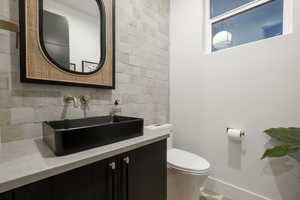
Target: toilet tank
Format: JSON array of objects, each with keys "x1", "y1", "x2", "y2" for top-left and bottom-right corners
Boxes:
[{"x1": 144, "y1": 124, "x2": 173, "y2": 149}]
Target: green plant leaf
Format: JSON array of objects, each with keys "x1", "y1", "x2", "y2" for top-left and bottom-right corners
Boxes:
[
  {"x1": 261, "y1": 145, "x2": 299, "y2": 160},
  {"x1": 264, "y1": 128, "x2": 300, "y2": 145}
]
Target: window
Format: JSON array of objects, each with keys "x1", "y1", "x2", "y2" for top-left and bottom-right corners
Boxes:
[{"x1": 206, "y1": 0, "x2": 293, "y2": 52}]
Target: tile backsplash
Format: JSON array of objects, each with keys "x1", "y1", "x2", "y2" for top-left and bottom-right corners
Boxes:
[{"x1": 0, "y1": 0, "x2": 170, "y2": 143}]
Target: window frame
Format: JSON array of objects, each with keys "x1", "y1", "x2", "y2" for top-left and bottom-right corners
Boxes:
[{"x1": 205, "y1": 0, "x2": 294, "y2": 53}]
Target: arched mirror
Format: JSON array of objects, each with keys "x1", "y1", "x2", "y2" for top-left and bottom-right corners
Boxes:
[
  {"x1": 40, "y1": 0, "x2": 106, "y2": 74},
  {"x1": 19, "y1": 0, "x2": 115, "y2": 89}
]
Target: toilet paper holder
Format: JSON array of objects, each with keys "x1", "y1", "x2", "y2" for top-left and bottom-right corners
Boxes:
[{"x1": 226, "y1": 128, "x2": 246, "y2": 137}]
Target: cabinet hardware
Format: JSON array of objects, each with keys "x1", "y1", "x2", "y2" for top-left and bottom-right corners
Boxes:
[
  {"x1": 123, "y1": 156, "x2": 130, "y2": 164},
  {"x1": 109, "y1": 162, "x2": 116, "y2": 170}
]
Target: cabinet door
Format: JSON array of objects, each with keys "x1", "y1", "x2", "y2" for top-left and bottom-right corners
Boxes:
[
  {"x1": 52, "y1": 158, "x2": 117, "y2": 200},
  {"x1": 14, "y1": 179, "x2": 52, "y2": 200},
  {"x1": 125, "y1": 140, "x2": 167, "y2": 200},
  {"x1": 52, "y1": 164, "x2": 94, "y2": 200},
  {"x1": 0, "y1": 192, "x2": 13, "y2": 200},
  {"x1": 91, "y1": 157, "x2": 119, "y2": 200}
]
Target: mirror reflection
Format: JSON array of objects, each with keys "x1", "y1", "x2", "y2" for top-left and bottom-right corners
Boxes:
[{"x1": 42, "y1": 0, "x2": 104, "y2": 74}]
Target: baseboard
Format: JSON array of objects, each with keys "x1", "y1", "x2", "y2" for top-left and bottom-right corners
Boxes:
[{"x1": 205, "y1": 176, "x2": 272, "y2": 200}]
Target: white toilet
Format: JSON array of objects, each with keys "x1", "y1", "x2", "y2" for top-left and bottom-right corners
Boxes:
[{"x1": 145, "y1": 124, "x2": 210, "y2": 200}]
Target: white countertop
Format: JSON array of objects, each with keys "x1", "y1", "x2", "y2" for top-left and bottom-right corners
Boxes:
[{"x1": 0, "y1": 130, "x2": 169, "y2": 193}]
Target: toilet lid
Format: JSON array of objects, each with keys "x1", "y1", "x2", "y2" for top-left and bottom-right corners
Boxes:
[{"x1": 167, "y1": 149, "x2": 210, "y2": 174}]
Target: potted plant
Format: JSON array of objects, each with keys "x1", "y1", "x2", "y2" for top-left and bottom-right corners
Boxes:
[{"x1": 261, "y1": 128, "x2": 300, "y2": 159}]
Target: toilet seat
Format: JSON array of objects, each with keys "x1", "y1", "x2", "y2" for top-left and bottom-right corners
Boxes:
[{"x1": 167, "y1": 148, "x2": 210, "y2": 175}]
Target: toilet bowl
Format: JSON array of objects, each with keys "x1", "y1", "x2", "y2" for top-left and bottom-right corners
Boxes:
[
  {"x1": 145, "y1": 124, "x2": 211, "y2": 200},
  {"x1": 167, "y1": 148, "x2": 210, "y2": 200}
]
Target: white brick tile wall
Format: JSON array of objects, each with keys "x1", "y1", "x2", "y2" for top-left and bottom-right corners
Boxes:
[{"x1": 0, "y1": 0, "x2": 170, "y2": 142}]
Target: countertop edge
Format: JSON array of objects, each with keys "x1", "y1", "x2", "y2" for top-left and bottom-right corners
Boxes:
[{"x1": 0, "y1": 133, "x2": 168, "y2": 194}]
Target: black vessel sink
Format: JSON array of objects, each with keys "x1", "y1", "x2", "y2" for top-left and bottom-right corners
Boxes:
[{"x1": 43, "y1": 115, "x2": 144, "y2": 156}]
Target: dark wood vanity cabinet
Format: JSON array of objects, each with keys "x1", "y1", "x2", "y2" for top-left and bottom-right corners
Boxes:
[
  {"x1": 0, "y1": 192, "x2": 13, "y2": 200},
  {"x1": 4, "y1": 140, "x2": 167, "y2": 200},
  {"x1": 126, "y1": 140, "x2": 167, "y2": 200},
  {"x1": 51, "y1": 160, "x2": 112, "y2": 200},
  {"x1": 14, "y1": 179, "x2": 52, "y2": 200},
  {"x1": 14, "y1": 159, "x2": 113, "y2": 200}
]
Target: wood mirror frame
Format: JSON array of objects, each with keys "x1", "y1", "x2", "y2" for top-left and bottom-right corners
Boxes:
[{"x1": 19, "y1": 0, "x2": 115, "y2": 89}]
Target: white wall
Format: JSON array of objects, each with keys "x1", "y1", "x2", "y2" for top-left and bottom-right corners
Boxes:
[
  {"x1": 44, "y1": 0, "x2": 100, "y2": 72},
  {"x1": 170, "y1": 0, "x2": 300, "y2": 200}
]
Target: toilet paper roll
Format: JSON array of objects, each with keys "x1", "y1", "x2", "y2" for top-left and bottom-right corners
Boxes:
[{"x1": 227, "y1": 129, "x2": 244, "y2": 141}]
